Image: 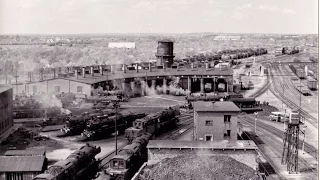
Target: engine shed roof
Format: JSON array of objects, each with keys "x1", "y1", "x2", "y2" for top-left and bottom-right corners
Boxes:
[
  {"x1": 0, "y1": 156, "x2": 45, "y2": 172},
  {"x1": 147, "y1": 140, "x2": 257, "y2": 150},
  {"x1": 4, "y1": 150, "x2": 46, "y2": 156}
]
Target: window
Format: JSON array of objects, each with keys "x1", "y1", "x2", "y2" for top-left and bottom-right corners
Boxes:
[
  {"x1": 224, "y1": 115, "x2": 231, "y2": 123},
  {"x1": 112, "y1": 160, "x2": 118, "y2": 167},
  {"x1": 205, "y1": 135, "x2": 213, "y2": 141},
  {"x1": 33, "y1": 86, "x2": 37, "y2": 93},
  {"x1": 118, "y1": 161, "x2": 125, "y2": 168},
  {"x1": 224, "y1": 130, "x2": 231, "y2": 137},
  {"x1": 55, "y1": 86, "x2": 60, "y2": 92},
  {"x1": 205, "y1": 120, "x2": 213, "y2": 126},
  {"x1": 77, "y1": 86, "x2": 83, "y2": 93}
]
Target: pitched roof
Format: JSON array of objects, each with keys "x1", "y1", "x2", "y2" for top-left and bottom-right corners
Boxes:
[
  {"x1": 193, "y1": 101, "x2": 241, "y2": 112},
  {"x1": 0, "y1": 156, "x2": 45, "y2": 172},
  {"x1": 4, "y1": 150, "x2": 46, "y2": 156}
]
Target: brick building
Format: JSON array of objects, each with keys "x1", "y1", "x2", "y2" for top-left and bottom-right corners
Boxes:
[
  {"x1": 193, "y1": 101, "x2": 241, "y2": 141},
  {"x1": 0, "y1": 85, "x2": 13, "y2": 136}
]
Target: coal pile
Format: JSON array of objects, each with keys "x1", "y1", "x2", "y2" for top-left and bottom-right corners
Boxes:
[{"x1": 139, "y1": 155, "x2": 259, "y2": 180}]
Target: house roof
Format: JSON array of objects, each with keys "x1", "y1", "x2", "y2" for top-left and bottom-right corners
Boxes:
[
  {"x1": 4, "y1": 150, "x2": 46, "y2": 156},
  {"x1": 147, "y1": 140, "x2": 257, "y2": 150},
  {"x1": 193, "y1": 101, "x2": 241, "y2": 112},
  {"x1": 0, "y1": 156, "x2": 45, "y2": 172},
  {"x1": 0, "y1": 85, "x2": 12, "y2": 93}
]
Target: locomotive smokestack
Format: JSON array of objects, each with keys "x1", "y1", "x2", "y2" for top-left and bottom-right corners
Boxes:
[
  {"x1": 99, "y1": 65, "x2": 103, "y2": 75},
  {"x1": 82, "y1": 67, "x2": 85, "y2": 78},
  {"x1": 75, "y1": 69, "x2": 78, "y2": 79},
  {"x1": 163, "y1": 63, "x2": 166, "y2": 71},
  {"x1": 90, "y1": 66, "x2": 94, "y2": 76},
  {"x1": 123, "y1": 64, "x2": 126, "y2": 73},
  {"x1": 136, "y1": 64, "x2": 139, "y2": 73},
  {"x1": 53, "y1": 68, "x2": 56, "y2": 79},
  {"x1": 111, "y1": 65, "x2": 114, "y2": 74}
]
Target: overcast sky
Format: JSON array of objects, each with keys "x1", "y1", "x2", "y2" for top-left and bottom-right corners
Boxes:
[{"x1": 0, "y1": 0, "x2": 318, "y2": 34}]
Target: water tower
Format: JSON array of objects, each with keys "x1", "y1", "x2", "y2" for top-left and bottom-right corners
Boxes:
[{"x1": 155, "y1": 39, "x2": 175, "y2": 68}]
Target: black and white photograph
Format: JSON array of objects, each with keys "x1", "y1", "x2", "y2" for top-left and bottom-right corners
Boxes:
[{"x1": 0, "y1": 0, "x2": 318, "y2": 179}]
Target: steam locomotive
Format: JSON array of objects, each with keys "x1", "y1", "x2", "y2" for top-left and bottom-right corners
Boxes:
[
  {"x1": 282, "y1": 47, "x2": 299, "y2": 55},
  {"x1": 93, "y1": 107, "x2": 181, "y2": 180},
  {"x1": 95, "y1": 133, "x2": 152, "y2": 180},
  {"x1": 60, "y1": 109, "x2": 116, "y2": 136},
  {"x1": 33, "y1": 143, "x2": 101, "y2": 180},
  {"x1": 80, "y1": 112, "x2": 147, "y2": 141},
  {"x1": 125, "y1": 106, "x2": 180, "y2": 143}
]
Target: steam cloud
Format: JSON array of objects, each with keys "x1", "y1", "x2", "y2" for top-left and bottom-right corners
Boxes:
[{"x1": 33, "y1": 94, "x2": 72, "y2": 115}]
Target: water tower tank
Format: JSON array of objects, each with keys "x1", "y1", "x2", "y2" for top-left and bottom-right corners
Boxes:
[{"x1": 155, "y1": 39, "x2": 175, "y2": 67}]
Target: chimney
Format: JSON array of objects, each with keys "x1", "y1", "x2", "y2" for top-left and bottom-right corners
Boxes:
[
  {"x1": 29, "y1": 72, "x2": 32, "y2": 82},
  {"x1": 205, "y1": 62, "x2": 209, "y2": 69},
  {"x1": 111, "y1": 65, "x2": 114, "y2": 74},
  {"x1": 191, "y1": 63, "x2": 194, "y2": 69},
  {"x1": 136, "y1": 64, "x2": 139, "y2": 73},
  {"x1": 163, "y1": 63, "x2": 166, "y2": 71},
  {"x1": 123, "y1": 64, "x2": 126, "y2": 73},
  {"x1": 82, "y1": 67, "x2": 85, "y2": 78},
  {"x1": 149, "y1": 63, "x2": 152, "y2": 72},
  {"x1": 53, "y1": 68, "x2": 56, "y2": 78},
  {"x1": 75, "y1": 69, "x2": 78, "y2": 79},
  {"x1": 39, "y1": 70, "x2": 43, "y2": 81},
  {"x1": 90, "y1": 66, "x2": 94, "y2": 76},
  {"x1": 99, "y1": 65, "x2": 103, "y2": 75}
]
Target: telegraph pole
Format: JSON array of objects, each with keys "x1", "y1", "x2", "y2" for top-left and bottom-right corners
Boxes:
[{"x1": 113, "y1": 100, "x2": 120, "y2": 155}]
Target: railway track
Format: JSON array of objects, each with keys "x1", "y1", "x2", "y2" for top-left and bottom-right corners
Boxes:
[
  {"x1": 249, "y1": 73, "x2": 270, "y2": 98},
  {"x1": 240, "y1": 119, "x2": 318, "y2": 180},
  {"x1": 241, "y1": 116, "x2": 318, "y2": 159},
  {"x1": 268, "y1": 66, "x2": 318, "y2": 127},
  {"x1": 97, "y1": 112, "x2": 194, "y2": 170}
]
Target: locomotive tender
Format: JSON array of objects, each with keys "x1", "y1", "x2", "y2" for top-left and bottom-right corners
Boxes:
[{"x1": 33, "y1": 143, "x2": 101, "y2": 180}]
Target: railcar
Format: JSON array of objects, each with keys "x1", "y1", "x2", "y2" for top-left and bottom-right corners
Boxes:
[
  {"x1": 307, "y1": 78, "x2": 318, "y2": 90},
  {"x1": 95, "y1": 133, "x2": 152, "y2": 180},
  {"x1": 125, "y1": 107, "x2": 180, "y2": 143},
  {"x1": 289, "y1": 65, "x2": 306, "y2": 79},
  {"x1": 33, "y1": 143, "x2": 101, "y2": 180},
  {"x1": 229, "y1": 98, "x2": 263, "y2": 113}
]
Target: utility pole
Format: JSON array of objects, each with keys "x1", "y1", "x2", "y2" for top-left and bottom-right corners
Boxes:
[
  {"x1": 113, "y1": 100, "x2": 120, "y2": 155},
  {"x1": 254, "y1": 112, "x2": 258, "y2": 134}
]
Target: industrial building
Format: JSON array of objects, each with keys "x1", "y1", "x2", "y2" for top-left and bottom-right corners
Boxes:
[
  {"x1": 0, "y1": 150, "x2": 47, "y2": 180},
  {"x1": 192, "y1": 101, "x2": 241, "y2": 141},
  {"x1": 11, "y1": 40, "x2": 234, "y2": 96},
  {"x1": 0, "y1": 85, "x2": 13, "y2": 136},
  {"x1": 214, "y1": 36, "x2": 241, "y2": 41},
  {"x1": 108, "y1": 42, "x2": 136, "y2": 49}
]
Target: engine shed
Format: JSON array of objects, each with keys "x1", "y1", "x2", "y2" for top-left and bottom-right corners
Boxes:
[{"x1": 146, "y1": 140, "x2": 258, "y2": 170}]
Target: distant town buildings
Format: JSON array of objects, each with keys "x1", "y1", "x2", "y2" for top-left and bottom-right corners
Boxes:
[
  {"x1": 214, "y1": 36, "x2": 241, "y2": 41},
  {"x1": 108, "y1": 42, "x2": 136, "y2": 49}
]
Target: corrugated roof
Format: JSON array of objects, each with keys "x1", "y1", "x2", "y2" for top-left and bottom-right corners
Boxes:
[
  {"x1": 0, "y1": 156, "x2": 45, "y2": 172},
  {"x1": 193, "y1": 101, "x2": 241, "y2": 112},
  {"x1": 4, "y1": 150, "x2": 46, "y2": 156},
  {"x1": 147, "y1": 140, "x2": 256, "y2": 149}
]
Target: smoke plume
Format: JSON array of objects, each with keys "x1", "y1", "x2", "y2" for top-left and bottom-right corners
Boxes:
[{"x1": 33, "y1": 94, "x2": 72, "y2": 115}]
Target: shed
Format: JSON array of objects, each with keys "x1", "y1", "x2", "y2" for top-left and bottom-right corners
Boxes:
[
  {"x1": 0, "y1": 156, "x2": 46, "y2": 180},
  {"x1": 4, "y1": 150, "x2": 46, "y2": 157}
]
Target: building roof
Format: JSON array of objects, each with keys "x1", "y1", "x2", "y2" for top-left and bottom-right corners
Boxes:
[
  {"x1": 158, "y1": 39, "x2": 173, "y2": 43},
  {"x1": 4, "y1": 150, "x2": 46, "y2": 156},
  {"x1": 0, "y1": 156, "x2": 45, "y2": 172},
  {"x1": 193, "y1": 101, "x2": 241, "y2": 112},
  {"x1": 0, "y1": 85, "x2": 12, "y2": 93},
  {"x1": 147, "y1": 140, "x2": 257, "y2": 150},
  {"x1": 64, "y1": 68, "x2": 233, "y2": 85}
]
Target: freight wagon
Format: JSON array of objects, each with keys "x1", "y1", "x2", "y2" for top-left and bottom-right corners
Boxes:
[
  {"x1": 307, "y1": 78, "x2": 318, "y2": 90},
  {"x1": 289, "y1": 65, "x2": 306, "y2": 79}
]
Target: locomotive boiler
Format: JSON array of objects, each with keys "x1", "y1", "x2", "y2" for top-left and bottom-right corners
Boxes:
[{"x1": 33, "y1": 143, "x2": 101, "y2": 180}]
